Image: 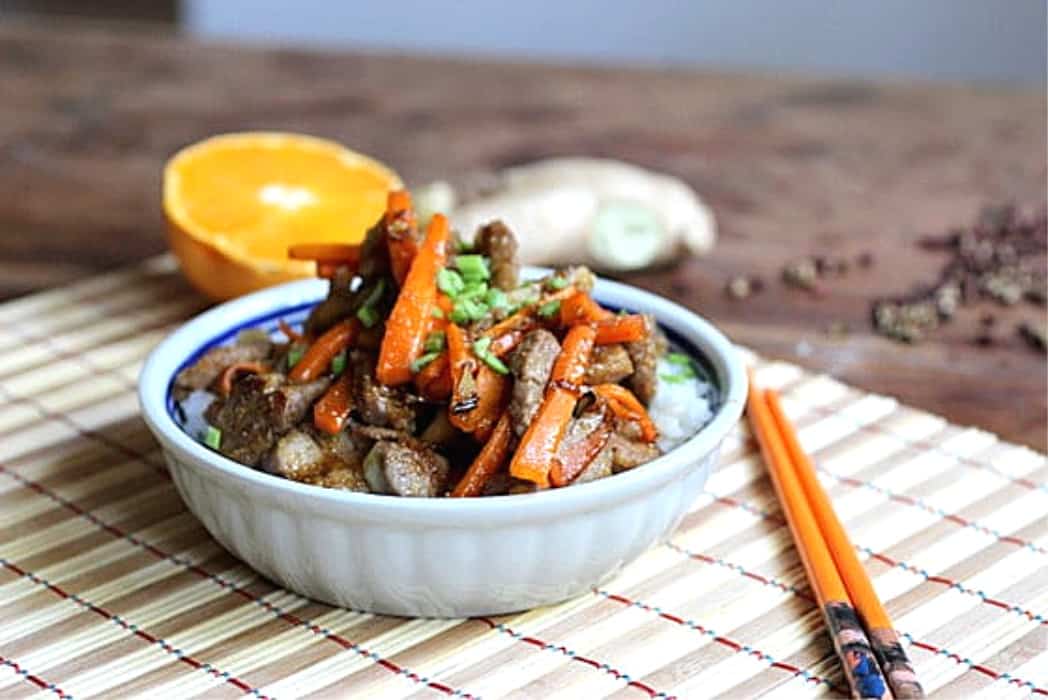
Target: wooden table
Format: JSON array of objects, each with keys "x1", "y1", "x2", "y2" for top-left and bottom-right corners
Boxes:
[{"x1": 2, "y1": 19, "x2": 1045, "y2": 450}]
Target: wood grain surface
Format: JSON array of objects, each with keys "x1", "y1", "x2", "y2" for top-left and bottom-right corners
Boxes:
[{"x1": 1, "y1": 19, "x2": 1045, "y2": 449}]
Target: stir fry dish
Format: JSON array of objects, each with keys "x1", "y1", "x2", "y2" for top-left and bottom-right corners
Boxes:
[{"x1": 174, "y1": 191, "x2": 703, "y2": 497}]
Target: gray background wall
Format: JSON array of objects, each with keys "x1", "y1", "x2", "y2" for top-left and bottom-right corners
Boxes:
[{"x1": 182, "y1": 0, "x2": 1047, "y2": 84}]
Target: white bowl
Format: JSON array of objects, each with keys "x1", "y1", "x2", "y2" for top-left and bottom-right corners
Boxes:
[{"x1": 139, "y1": 270, "x2": 747, "y2": 617}]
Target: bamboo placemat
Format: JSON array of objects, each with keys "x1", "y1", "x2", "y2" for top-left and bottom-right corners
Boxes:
[{"x1": 1, "y1": 255, "x2": 1045, "y2": 699}]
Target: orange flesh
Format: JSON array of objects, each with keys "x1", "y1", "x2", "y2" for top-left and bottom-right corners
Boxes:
[{"x1": 171, "y1": 137, "x2": 394, "y2": 261}]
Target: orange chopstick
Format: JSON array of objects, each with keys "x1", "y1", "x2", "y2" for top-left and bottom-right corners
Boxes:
[
  {"x1": 746, "y1": 373, "x2": 889, "y2": 699},
  {"x1": 766, "y1": 389, "x2": 924, "y2": 699}
]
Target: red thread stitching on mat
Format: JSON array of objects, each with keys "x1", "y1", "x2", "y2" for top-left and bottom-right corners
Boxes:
[
  {"x1": 861, "y1": 550, "x2": 1046, "y2": 625},
  {"x1": 596, "y1": 591, "x2": 839, "y2": 692},
  {"x1": 0, "y1": 654, "x2": 71, "y2": 699},
  {"x1": 723, "y1": 384, "x2": 1044, "y2": 496},
  {"x1": 0, "y1": 464, "x2": 476, "y2": 699},
  {"x1": 717, "y1": 426, "x2": 1046, "y2": 555},
  {"x1": 904, "y1": 637, "x2": 1048, "y2": 695},
  {"x1": 799, "y1": 401, "x2": 1045, "y2": 492},
  {"x1": 474, "y1": 617, "x2": 670, "y2": 699},
  {"x1": 0, "y1": 558, "x2": 266, "y2": 698},
  {"x1": 822, "y1": 472, "x2": 1048, "y2": 555}
]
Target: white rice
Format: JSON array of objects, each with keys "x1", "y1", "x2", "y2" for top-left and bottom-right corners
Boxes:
[
  {"x1": 648, "y1": 357, "x2": 716, "y2": 452},
  {"x1": 179, "y1": 389, "x2": 215, "y2": 443}
]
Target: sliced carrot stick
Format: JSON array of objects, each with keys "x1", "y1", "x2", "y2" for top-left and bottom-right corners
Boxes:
[
  {"x1": 414, "y1": 353, "x2": 452, "y2": 401},
  {"x1": 278, "y1": 319, "x2": 302, "y2": 342},
  {"x1": 451, "y1": 412, "x2": 514, "y2": 497},
  {"x1": 288, "y1": 243, "x2": 362, "y2": 264},
  {"x1": 551, "y1": 324, "x2": 597, "y2": 388},
  {"x1": 385, "y1": 190, "x2": 420, "y2": 285},
  {"x1": 377, "y1": 214, "x2": 450, "y2": 386},
  {"x1": 481, "y1": 285, "x2": 577, "y2": 354},
  {"x1": 560, "y1": 292, "x2": 612, "y2": 325},
  {"x1": 470, "y1": 365, "x2": 509, "y2": 442},
  {"x1": 593, "y1": 314, "x2": 648, "y2": 345},
  {"x1": 508, "y1": 325, "x2": 596, "y2": 487},
  {"x1": 446, "y1": 322, "x2": 473, "y2": 407},
  {"x1": 314, "y1": 373, "x2": 354, "y2": 435},
  {"x1": 289, "y1": 319, "x2": 359, "y2": 382},
  {"x1": 508, "y1": 387, "x2": 574, "y2": 488},
  {"x1": 215, "y1": 361, "x2": 269, "y2": 397},
  {"x1": 592, "y1": 383, "x2": 658, "y2": 442},
  {"x1": 483, "y1": 308, "x2": 537, "y2": 342},
  {"x1": 446, "y1": 324, "x2": 507, "y2": 438}
]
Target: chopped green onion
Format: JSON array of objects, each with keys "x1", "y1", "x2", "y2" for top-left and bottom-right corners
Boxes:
[
  {"x1": 473, "y1": 336, "x2": 492, "y2": 355},
  {"x1": 203, "y1": 425, "x2": 222, "y2": 450},
  {"x1": 452, "y1": 298, "x2": 487, "y2": 324},
  {"x1": 485, "y1": 288, "x2": 509, "y2": 311},
  {"x1": 480, "y1": 353, "x2": 509, "y2": 375},
  {"x1": 424, "y1": 331, "x2": 446, "y2": 353},
  {"x1": 666, "y1": 352, "x2": 692, "y2": 366},
  {"x1": 458, "y1": 280, "x2": 489, "y2": 300},
  {"x1": 360, "y1": 278, "x2": 386, "y2": 308},
  {"x1": 537, "y1": 299, "x2": 561, "y2": 318},
  {"x1": 660, "y1": 352, "x2": 697, "y2": 384},
  {"x1": 455, "y1": 254, "x2": 490, "y2": 282},
  {"x1": 437, "y1": 268, "x2": 465, "y2": 297},
  {"x1": 287, "y1": 345, "x2": 305, "y2": 369},
  {"x1": 410, "y1": 352, "x2": 441, "y2": 373},
  {"x1": 431, "y1": 307, "x2": 444, "y2": 319},
  {"x1": 466, "y1": 300, "x2": 488, "y2": 320},
  {"x1": 545, "y1": 276, "x2": 569, "y2": 290},
  {"x1": 330, "y1": 351, "x2": 346, "y2": 377},
  {"x1": 355, "y1": 279, "x2": 387, "y2": 328},
  {"x1": 472, "y1": 337, "x2": 509, "y2": 375},
  {"x1": 357, "y1": 305, "x2": 380, "y2": 328}
]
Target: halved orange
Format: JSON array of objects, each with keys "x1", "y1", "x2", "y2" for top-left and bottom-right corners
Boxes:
[{"x1": 163, "y1": 132, "x2": 401, "y2": 300}]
